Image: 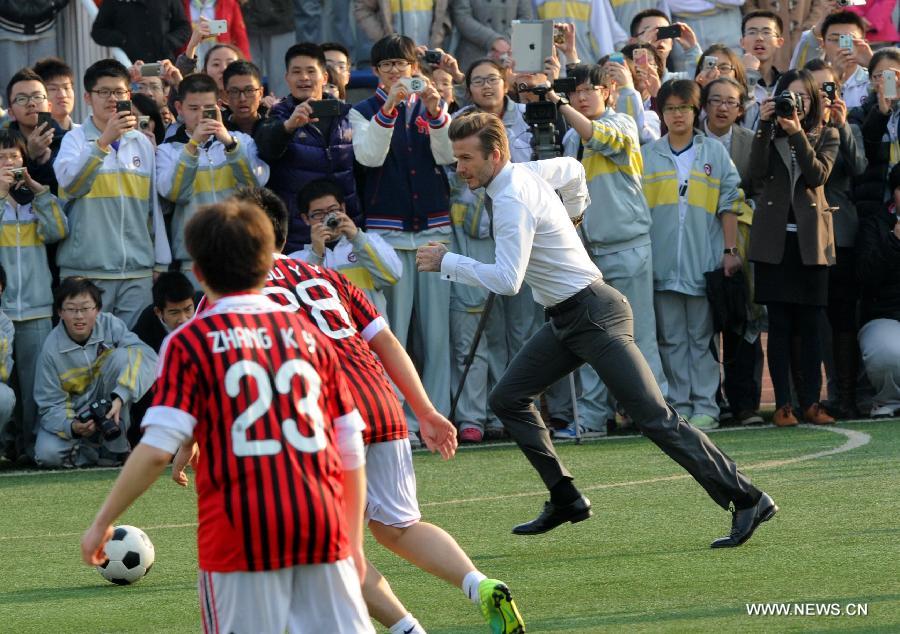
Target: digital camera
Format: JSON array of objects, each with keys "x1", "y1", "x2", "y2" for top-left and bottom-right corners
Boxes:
[
  {"x1": 77, "y1": 398, "x2": 119, "y2": 441},
  {"x1": 399, "y1": 77, "x2": 426, "y2": 93},
  {"x1": 773, "y1": 91, "x2": 802, "y2": 118},
  {"x1": 324, "y1": 212, "x2": 341, "y2": 229},
  {"x1": 10, "y1": 167, "x2": 25, "y2": 182}
]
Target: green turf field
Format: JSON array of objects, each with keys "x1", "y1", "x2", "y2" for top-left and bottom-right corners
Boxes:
[{"x1": 1, "y1": 421, "x2": 898, "y2": 633}]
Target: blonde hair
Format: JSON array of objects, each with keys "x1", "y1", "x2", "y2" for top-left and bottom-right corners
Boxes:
[{"x1": 448, "y1": 112, "x2": 510, "y2": 161}]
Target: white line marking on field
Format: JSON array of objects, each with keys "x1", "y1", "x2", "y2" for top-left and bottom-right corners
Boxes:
[
  {"x1": 0, "y1": 426, "x2": 872, "y2": 540},
  {"x1": 0, "y1": 522, "x2": 197, "y2": 542},
  {"x1": 419, "y1": 425, "x2": 870, "y2": 508}
]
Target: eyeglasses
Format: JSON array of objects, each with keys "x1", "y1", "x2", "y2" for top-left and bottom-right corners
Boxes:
[
  {"x1": 226, "y1": 86, "x2": 262, "y2": 99},
  {"x1": 663, "y1": 104, "x2": 694, "y2": 114},
  {"x1": 12, "y1": 93, "x2": 47, "y2": 106},
  {"x1": 470, "y1": 75, "x2": 502, "y2": 88},
  {"x1": 61, "y1": 305, "x2": 98, "y2": 316},
  {"x1": 744, "y1": 28, "x2": 779, "y2": 39},
  {"x1": 376, "y1": 59, "x2": 411, "y2": 72},
  {"x1": 46, "y1": 83, "x2": 74, "y2": 94},
  {"x1": 137, "y1": 82, "x2": 165, "y2": 94},
  {"x1": 714, "y1": 63, "x2": 734, "y2": 72},
  {"x1": 707, "y1": 96, "x2": 741, "y2": 109},
  {"x1": 90, "y1": 88, "x2": 130, "y2": 100},
  {"x1": 573, "y1": 86, "x2": 602, "y2": 97},
  {"x1": 308, "y1": 205, "x2": 342, "y2": 221}
]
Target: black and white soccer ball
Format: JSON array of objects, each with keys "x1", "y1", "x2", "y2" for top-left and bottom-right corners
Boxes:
[{"x1": 97, "y1": 525, "x2": 155, "y2": 585}]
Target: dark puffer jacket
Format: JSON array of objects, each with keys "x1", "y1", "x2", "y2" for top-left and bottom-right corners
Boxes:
[
  {"x1": 856, "y1": 201, "x2": 900, "y2": 325},
  {"x1": 254, "y1": 96, "x2": 360, "y2": 253}
]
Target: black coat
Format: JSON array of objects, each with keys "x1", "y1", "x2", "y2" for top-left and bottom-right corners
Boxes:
[
  {"x1": 91, "y1": 0, "x2": 191, "y2": 63},
  {"x1": 856, "y1": 202, "x2": 900, "y2": 325},
  {"x1": 0, "y1": 0, "x2": 68, "y2": 34}
]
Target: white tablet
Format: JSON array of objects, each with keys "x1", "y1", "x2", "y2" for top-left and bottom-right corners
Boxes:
[{"x1": 511, "y1": 20, "x2": 554, "y2": 74}]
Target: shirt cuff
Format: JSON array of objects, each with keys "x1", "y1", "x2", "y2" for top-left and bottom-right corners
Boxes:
[
  {"x1": 440, "y1": 251, "x2": 461, "y2": 282},
  {"x1": 360, "y1": 315, "x2": 388, "y2": 342},
  {"x1": 142, "y1": 405, "x2": 196, "y2": 439},
  {"x1": 375, "y1": 107, "x2": 398, "y2": 128},
  {"x1": 140, "y1": 425, "x2": 187, "y2": 455},
  {"x1": 426, "y1": 102, "x2": 450, "y2": 128}
]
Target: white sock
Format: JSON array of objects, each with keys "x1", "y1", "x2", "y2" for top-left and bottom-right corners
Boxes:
[
  {"x1": 462, "y1": 570, "x2": 488, "y2": 606},
  {"x1": 389, "y1": 613, "x2": 425, "y2": 634}
]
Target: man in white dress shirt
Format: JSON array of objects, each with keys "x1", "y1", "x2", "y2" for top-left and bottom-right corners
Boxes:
[{"x1": 416, "y1": 112, "x2": 778, "y2": 548}]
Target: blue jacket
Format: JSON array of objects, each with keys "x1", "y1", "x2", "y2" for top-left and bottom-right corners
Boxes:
[
  {"x1": 254, "y1": 96, "x2": 358, "y2": 253},
  {"x1": 350, "y1": 88, "x2": 453, "y2": 232}
]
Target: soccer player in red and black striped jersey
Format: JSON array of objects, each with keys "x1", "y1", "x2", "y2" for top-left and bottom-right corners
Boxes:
[
  {"x1": 81, "y1": 201, "x2": 374, "y2": 634},
  {"x1": 186, "y1": 186, "x2": 524, "y2": 634}
]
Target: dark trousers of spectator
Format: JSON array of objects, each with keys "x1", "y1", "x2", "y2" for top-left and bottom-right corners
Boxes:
[
  {"x1": 767, "y1": 303, "x2": 823, "y2": 410},
  {"x1": 722, "y1": 331, "x2": 763, "y2": 414},
  {"x1": 488, "y1": 281, "x2": 760, "y2": 511}
]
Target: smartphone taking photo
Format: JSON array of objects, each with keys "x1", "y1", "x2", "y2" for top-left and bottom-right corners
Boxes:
[{"x1": 655, "y1": 24, "x2": 682, "y2": 41}]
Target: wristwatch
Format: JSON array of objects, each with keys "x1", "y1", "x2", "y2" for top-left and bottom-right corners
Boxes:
[
  {"x1": 556, "y1": 95, "x2": 570, "y2": 107},
  {"x1": 723, "y1": 247, "x2": 739, "y2": 256},
  {"x1": 223, "y1": 136, "x2": 238, "y2": 152}
]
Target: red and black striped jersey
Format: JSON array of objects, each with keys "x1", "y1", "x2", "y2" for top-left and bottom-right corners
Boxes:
[
  {"x1": 261, "y1": 255, "x2": 407, "y2": 444},
  {"x1": 149, "y1": 294, "x2": 361, "y2": 573}
]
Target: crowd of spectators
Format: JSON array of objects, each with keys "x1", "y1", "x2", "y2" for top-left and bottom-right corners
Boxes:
[{"x1": 0, "y1": 0, "x2": 898, "y2": 467}]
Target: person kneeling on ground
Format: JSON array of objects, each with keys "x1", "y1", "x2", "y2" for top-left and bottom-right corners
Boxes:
[{"x1": 33, "y1": 277, "x2": 158, "y2": 468}]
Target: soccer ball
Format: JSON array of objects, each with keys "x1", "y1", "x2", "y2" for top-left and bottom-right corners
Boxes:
[{"x1": 97, "y1": 525, "x2": 155, "y2": 585}]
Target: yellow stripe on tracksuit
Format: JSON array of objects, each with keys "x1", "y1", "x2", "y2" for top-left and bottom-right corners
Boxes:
[
  {"x1": 58, "y1": 348, "x2": 113, "y2": 396},
  {"x1": 47, "y1": 198, "x2": 65, "y2": 242},
  {"x1": 193, "y1": 165, "x2": 240, "y2": 193},
  {"x1": 167, "y1": 159, "x2": 191, "y2": 201},
  {"x1": 583, "y1": 123, "x2": 643, "y2": 179},
  {"x1": 118, "y1": 347, "x2": 143, "y2": 393},
  {"x1": 390, "y1": 0, "x2": 432, "y2": 11},
  {"x1": 339, "y1": 266, "x2": 377, "y2": 291},
  {"x1": 66, "y1": 171, "x2": 151, "y2": 200},
  {"x1": 64, "y1": 155, "x2": 104, "y2": 198},
  {"x1": 0, "y1": 224, "x2": 41, "y2": 248},
  {"x1": 0, "y1": 338, "x2": 9, "y2": 382},
  {"x1": 537, "y1": 0, "x2": 590, "y2": 21},
  {"x1": 363, "y1": 242, "x2": 398, "y2": 285}
]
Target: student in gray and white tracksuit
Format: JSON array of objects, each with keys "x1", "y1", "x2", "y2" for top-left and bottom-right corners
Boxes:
[
  {"x1": 33, "y1": 278, "x2": 157, "y2": 468},
  {"x1": 417, "y1": 111, "x2": 777, "y2": 549}
]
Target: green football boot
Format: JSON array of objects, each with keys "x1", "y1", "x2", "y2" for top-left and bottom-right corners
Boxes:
[{"x1": 478, "y1": 579, "x2": 525, "y2": 634}]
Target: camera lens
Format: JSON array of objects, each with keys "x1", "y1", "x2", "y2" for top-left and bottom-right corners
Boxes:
[
  {"x1": 324, "y1": 212, "x2": 340, "y2": 229},
  {"x1": 100, "y1": 417, "x2": 121, "y2": 441}
]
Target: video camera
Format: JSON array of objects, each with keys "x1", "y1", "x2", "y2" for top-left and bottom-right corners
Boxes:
[
  {"x1": 76, "y1": 397, "x2": 120, "y2": 441},
  {"x1": 518, "y1": 78, "x2": 575, "y2": 159}
]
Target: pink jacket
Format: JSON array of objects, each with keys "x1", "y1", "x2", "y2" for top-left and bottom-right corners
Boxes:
[{"x1": 850, "y1": 0, "x2": 899, "y2": 44}]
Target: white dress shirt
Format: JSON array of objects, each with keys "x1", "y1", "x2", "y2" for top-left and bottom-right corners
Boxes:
[{"x1": 440, "y1": 158, "x2": 600, "y2": 307}]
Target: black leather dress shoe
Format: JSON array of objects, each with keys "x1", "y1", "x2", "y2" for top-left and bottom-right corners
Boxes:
[
  {"x1": 711, "y1": 492, "x2": 778, "y2": 548},
  {"x1": 512, "y1": 496, "x2": 592, "y2": 535}
]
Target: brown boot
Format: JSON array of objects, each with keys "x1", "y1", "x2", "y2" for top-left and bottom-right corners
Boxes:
[
  {"x1": 804, "y1": 403, "x2": 835, "y2": 425},
  {"x1": 773, "y1": 405, "x2": 799, "y2": 427}
]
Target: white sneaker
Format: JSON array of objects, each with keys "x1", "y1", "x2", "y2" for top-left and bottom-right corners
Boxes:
[{"x1": 870, "y1": 404, "x2": 898, "y2": 419}]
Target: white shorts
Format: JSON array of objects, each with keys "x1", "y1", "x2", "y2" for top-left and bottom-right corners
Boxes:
[
  {"x1": 365, "y1": 438, "x2": 421, "y2": 527},
  {"x1": 198, "y1": 558, "x2": 373, "y2": 634}
]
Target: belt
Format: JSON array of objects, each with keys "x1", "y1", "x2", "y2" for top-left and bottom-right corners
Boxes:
[{"x1": 545, "y1": 279, "x2": 604, "y2": 317}]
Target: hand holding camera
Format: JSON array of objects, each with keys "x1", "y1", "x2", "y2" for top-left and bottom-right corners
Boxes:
[
  {"x1": 26, "y1": 114, "x2": 55, "y2": 163},
  {"x1": 384, "y1": 80, "x2": 411, "y2": 113},
  {"x1": 772, "y1": 91, "x2": 803, "y2": 134},
  {"x1": 285, "y1": 101, "x2": 315, "y2": 132},
  {"x1": 552, "y1": 23, "x2": 577, "y2": 61},
  {"x1": 309, "y1": 210, "x2": 357, "y2": 256},
  {"x1": 73, "y1": 397, "x2": 121, "y2": 441},
  {"x1": 99, "y1": 103, "x2": 136, "y2": 148}
]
